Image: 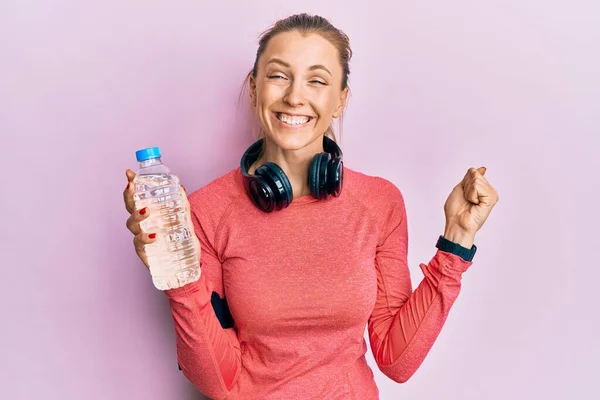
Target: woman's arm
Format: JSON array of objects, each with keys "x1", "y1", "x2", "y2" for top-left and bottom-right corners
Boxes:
[
  {"x1": 369, "y1": 167, "x2": 497, "y2": 382},
  {"x1": 368, "y1": 183, "x2": 473, "y2": 383},
  {"x1": 164, "y1": 210, "x2": 241, "y2": 400}
]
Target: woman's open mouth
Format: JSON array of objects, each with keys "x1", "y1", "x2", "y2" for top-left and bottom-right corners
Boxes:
[{"x1": 274, "y1": 112, "x2": 314, "y2": 127}]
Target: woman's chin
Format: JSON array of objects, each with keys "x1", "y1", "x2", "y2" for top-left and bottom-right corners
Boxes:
[{"x1": 267, "y1": 131, "x2": 323, "y2": 151}]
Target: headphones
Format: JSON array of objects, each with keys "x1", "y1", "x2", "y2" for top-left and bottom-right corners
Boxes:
[{"x1": 240, "y1": 136, "x2": 344, "y2": 213}]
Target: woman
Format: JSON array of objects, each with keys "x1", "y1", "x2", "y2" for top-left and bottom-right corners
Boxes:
[{"x1": 123, "y1": 13, "x2": 499, "y2": 400}]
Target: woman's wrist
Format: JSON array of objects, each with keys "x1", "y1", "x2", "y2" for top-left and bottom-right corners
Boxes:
[{"x1": 443, "y1": 224, "x2": 476, "y2": 249}]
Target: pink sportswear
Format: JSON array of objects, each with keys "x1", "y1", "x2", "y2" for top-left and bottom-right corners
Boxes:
[{"x1": 164, "y1": 167, "x2": 472, "y2": 399}]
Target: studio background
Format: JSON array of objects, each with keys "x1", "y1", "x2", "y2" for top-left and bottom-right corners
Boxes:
[{"x1": 1, "y1": 1, "x2": 598, "y2": 399}]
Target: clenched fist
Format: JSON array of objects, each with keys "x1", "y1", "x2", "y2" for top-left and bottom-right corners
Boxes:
[{"x1": 443, "y1": 167, "x2": 499, "y2": 248}]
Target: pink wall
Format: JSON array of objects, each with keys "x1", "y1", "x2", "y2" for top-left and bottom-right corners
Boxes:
[{"x1": 2, "y1": 1, "x2": 598, "y2": 399}]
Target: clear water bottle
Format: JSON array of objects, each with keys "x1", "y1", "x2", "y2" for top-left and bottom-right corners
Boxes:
[{"x1": 132, "y1": 147, "x2": 200, "y2": 290}]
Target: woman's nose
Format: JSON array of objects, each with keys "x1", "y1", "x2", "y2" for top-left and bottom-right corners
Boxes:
[{"x1": 283, "y1": 81, "x2": 306, "y2": 107}]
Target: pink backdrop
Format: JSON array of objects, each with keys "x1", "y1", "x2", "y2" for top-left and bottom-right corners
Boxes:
[{"x1": 2, "y1": 1, "x2": 598, "y2": 399}]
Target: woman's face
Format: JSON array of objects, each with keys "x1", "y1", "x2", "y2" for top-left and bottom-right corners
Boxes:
[{"x1": 250, "y1": 30, "x2": 348, "y2": 152}]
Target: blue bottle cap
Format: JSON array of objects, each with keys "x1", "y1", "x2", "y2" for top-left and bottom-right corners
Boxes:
[{"x1": 136, "y1": 147, "x2": 162, "y2": 162}]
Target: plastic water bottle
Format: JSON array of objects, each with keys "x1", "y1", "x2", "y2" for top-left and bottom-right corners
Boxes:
[{"x1": 132, "y1": 147, "x2": 200, "y2": 290}]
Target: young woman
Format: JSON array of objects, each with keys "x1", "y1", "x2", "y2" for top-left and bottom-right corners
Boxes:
[{"x1": 123, "y1": 13, "x2": 499, "y2": 400}]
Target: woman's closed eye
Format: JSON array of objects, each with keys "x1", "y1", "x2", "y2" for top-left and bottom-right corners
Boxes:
[
  {"x1": 267, "y1": 74, "x2": 287, "y2": 80},
  {"x1": 267, "y1": 74, "x2": 327, "y2": 85}
]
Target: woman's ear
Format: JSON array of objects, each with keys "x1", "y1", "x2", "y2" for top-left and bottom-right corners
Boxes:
[
  {"x1": 333, "y1": 87, "x2": 349, "y2": 118},
  {"x1": 249, "y1": 74, "x2": 257, "y2": 107}
]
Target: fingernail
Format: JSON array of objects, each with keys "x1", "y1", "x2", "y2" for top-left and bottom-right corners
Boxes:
[
  {"x1": 149, "y1": 233, "x2": 156, "y2": 239},
  {"x1": 139, "y1": 208, "x2": 147, "y2": 215}
]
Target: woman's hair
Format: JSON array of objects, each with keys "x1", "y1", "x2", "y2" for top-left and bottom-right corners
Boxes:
[{"x1": 240, "y1": 13, "x2": 352, "y2": 143}]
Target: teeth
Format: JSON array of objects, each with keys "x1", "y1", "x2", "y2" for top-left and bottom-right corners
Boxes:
[{"x1": 277, "y1": 113, "x2": 310, "y2": 125}]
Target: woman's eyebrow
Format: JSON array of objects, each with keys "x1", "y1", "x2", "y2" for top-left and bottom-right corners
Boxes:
[{"x1": 267, "y1": 58, "x2": 332, "y2": 76}]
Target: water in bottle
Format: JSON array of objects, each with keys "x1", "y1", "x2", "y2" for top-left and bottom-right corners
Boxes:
[{"x1": 132, "y1": 147, "x2": 200, "y2": 290}]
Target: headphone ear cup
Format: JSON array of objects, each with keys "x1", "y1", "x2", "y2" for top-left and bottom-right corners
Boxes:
[
  {"x1": 317, "y1": 153, "x2": 331, "y2": 199},
  {"x1": 246, "y1": 175, "x2": 275, "y2": 212},
  {"x1": 309, "y1": 155, "x2": 321, "y2": 198},
  {"x1": 257, "y1": 162, "x2": 293, "y2": 210},
  {"x1": 328, "y1": 159, "x2": 343, "y2": 197}
]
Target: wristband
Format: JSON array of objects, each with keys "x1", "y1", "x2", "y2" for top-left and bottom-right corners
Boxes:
[{"x1": 436, "y1": 235, "x2": 477, "y2": 262}]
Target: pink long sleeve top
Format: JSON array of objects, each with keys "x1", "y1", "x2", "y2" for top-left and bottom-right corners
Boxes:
[{"x1": 163, "y1": 167, "x2": 473, "y2": 399}]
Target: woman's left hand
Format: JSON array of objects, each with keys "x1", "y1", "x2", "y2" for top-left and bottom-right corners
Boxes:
[{"x1": 442, "y1": 166, "x2": 500, "y2": 248}]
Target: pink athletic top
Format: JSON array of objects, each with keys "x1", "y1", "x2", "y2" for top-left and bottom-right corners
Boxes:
[{"x1": 164, "y1": 167, "x2": 472, "y2": 399}]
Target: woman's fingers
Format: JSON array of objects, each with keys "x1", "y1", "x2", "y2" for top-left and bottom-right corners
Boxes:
[
  {"x1": 133, "y1": 232, "x2": 156, "y2": 269},
  {"x1": 123, "y1": 169, "x2": 136, "y2": 214},
  {"x1": 126, "y1": 207, "x2": 150, "y2": 235}
]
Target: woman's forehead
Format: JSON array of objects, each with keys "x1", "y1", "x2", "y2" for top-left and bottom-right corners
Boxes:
[{"x1": 260, "y1": 31, "x2": 341, "y2": 71}]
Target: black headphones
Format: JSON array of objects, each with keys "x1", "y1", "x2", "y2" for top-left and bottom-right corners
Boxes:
[{"x1": 240, "y1": 136, "x2": 344, "y2": 212}]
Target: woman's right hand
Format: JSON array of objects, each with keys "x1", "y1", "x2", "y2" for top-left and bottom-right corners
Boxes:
[{"x1": 123, "y1": 169, "x2": 201, "y2": 270}]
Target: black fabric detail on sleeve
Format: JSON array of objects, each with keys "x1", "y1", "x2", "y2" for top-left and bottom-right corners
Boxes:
[{"x1": 211, "y1": 291, "x2": 235, "y2": 329}]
